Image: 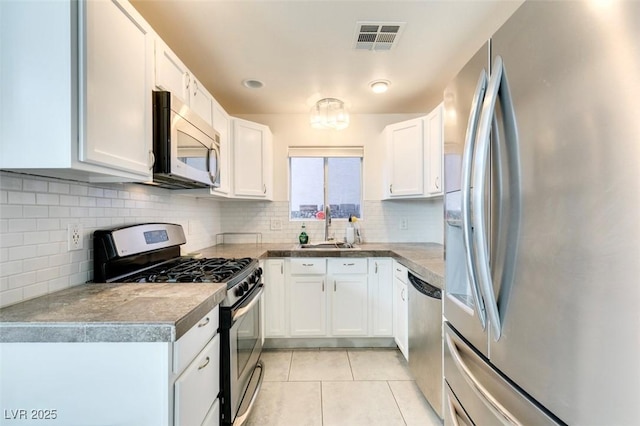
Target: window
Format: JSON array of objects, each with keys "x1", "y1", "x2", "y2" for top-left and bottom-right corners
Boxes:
[{"x1": 289, "y1": 147, "x2": 363, "y2": 220}]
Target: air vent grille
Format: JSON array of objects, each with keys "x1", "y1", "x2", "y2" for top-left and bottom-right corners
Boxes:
[{"x1": 354, "y1": 21, "x2": 405, "y2": 51}]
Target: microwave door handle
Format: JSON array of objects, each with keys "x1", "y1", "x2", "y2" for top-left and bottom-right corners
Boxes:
[
  {"x1": 211, "y1": 144, "x2": 220, "y2": 186},
  {"x1": 461, "y1": 69, "x2": 488, "y2": 331}
]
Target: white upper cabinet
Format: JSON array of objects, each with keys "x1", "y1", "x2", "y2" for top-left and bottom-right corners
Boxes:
[
  {"x1": 0, "y1": 0, "x2": 153, "y2": 182},
  {"x1": 383, "y1": 102, "x2": 444, "y2": 199},
  {"x1": 211, "y1": 99, "x2": 231, "y2": 195},
  {"x1": 232, "y1": 119, "x2": 273, "y2": 200},
  {"x1": 154, "y1": 38, "x2": 214, "y2": 126},
  {"x1": 425, "y1": 103, "x2": 444, "y2": 195}
]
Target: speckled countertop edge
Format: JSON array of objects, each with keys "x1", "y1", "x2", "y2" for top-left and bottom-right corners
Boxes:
[{"x1": 0, "y1": 283, "x2": 226, "y2": 343}]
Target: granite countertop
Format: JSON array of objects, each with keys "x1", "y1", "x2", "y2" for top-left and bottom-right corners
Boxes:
[
  {"x1": 0, "y1": 242, "x2": 443, "y2": 344},
  {"x1": 197, "y1": 242, "x2": 445, "y2": 289},
  {"x1": 0, "y1": 282, "x2": 226, "y2": 343}
]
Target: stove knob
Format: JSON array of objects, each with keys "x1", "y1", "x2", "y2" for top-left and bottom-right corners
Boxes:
[
  {"x1": 235, "y1": 286, "x2": 244, "y2": 297},
  {"x1": 242, "y1": 282, "x2": 249, "y2": 291},
  {"x1": 256, "y1": 267, "x2": 263, "y2": 277}
]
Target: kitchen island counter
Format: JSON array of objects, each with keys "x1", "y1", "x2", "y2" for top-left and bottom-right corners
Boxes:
[
  {"x1": 0, "y1": 282, "x2": 226, "y2": 343},
  {"x1": 197, "y1": 242, "x2": 444, "y2": 289}
]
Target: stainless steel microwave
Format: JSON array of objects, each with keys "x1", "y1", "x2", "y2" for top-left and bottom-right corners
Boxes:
[{"x1": 152, "y1": 91, "x2": 220, "y2": 189}]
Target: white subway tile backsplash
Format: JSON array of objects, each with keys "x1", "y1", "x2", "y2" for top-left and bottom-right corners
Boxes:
[
  {"x1": 0, "y1": 171, "x2": 222, "y2": 308},
  {"x1": 48, "y1": 182, "x2": 70, "y2": 194},
  {"x1": 8, "y1": 192, "x2": 36, "y2": 205}
]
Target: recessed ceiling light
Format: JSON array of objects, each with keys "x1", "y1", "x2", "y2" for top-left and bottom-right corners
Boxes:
[
  {"x1": 370, "y1": 80, "x2": 390, "y2": 94},
  {"x1": 242, "y1": 79, "x2": 264, "y2": 89}
]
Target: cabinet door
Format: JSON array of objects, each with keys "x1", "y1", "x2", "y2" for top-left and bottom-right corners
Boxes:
[
  {"x1": 264, "y1": 259, "x2": 286, "y2": 337},
  {"x1": 233, "y1": 119, "x2": 268, "y2": 198},
  {"x1": 388, "y1": 118, "x2": 424, "y2": 197},
  {"x1": 289, "y1": 275, "x2": 326, "y2": 336},
  {"x1": 80, "y1": 0, "x2": 152, "y2": 177},
  {"x1": 212, "y1": 100, "x2": 230, "y2": 194},
  {"x1": 174, "y1": 334, "x2": 220, "y2": 426},
  {"x1": 369, "y1": 259, "x2": 393, "y2": 337},
  {"x1": 426, "y1": 103, "x2": 444, "y2": 195},
  {"x1": 154, "y1": 38, "x2": 190, "y2": 104},
  {"x1": 330, "y1": 274, "x2": 369, "y2": 336},
  {"x1": 394, "y1": 277, "x2": 409, "y2": 360},
  {"x1": 190, "y1": 77, "x2": 214, "y2": 126}
]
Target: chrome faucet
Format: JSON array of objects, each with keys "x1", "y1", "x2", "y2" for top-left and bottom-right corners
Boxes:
[{"x1": 324, "y1": 205, "x2": 332, "y2": 241}]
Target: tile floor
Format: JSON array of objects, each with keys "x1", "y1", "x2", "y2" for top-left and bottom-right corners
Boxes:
[{"x1": 245, "y1": 348, "x2": 443, "y2": 426}]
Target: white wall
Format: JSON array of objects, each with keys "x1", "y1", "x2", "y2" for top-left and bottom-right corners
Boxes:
[{"x1": 0, "y1": 171, "x2": 223, "y2": 308}]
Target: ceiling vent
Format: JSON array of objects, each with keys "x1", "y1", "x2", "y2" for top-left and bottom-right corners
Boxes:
[{"x1": 354, "y1": 21, "x2": 405, "y2": 51}]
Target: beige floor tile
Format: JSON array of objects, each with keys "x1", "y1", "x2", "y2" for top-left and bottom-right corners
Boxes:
[
  {"x1": 322, "y1": 381, "x2": 405, "y2": 426},
  {"x1": 389, "y1": 380, "x2": 443, "y2": 426},
  {"x1": 347, "y1": 348, "x2": 413, "y2": 380},
  {"x1": 260, "y1": 350, "x2": 292, "y2": 382},
  {"x1": 244, "y1": 381, "x2": 322, "y2": 426},
  {"x1": 289, "y1": 349, "x2": 353, "y2": 381}
]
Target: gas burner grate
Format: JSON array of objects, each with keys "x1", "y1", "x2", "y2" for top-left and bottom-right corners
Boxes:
[{"x1": 126, "y1": 257, "x2": 254, "y2": 284}]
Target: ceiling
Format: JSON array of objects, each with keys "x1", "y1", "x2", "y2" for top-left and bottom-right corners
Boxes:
[{"x1": 130, "y1": 0, "x2": 523, "y2": 115}]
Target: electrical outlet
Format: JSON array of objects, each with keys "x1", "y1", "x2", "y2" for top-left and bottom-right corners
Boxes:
[
  {"x1": 67, "y1": 223, "x2": 83, "y2": 251},
  {"x1": 400, "y1": 218, "x2": 408, "y2": 230},
  {"x1": 270, "y1": 218, "x2": 282, "y2": 231}
]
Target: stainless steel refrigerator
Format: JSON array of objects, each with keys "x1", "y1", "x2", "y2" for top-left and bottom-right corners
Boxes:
[{"x1": 443, "y1": 1, "x2": 640, "y2": 424}]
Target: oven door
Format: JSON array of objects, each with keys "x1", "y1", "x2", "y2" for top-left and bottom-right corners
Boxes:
[
  {"x1": 229, "y1": 284, "x2": 264, "y2": 422},
  {"x1": 171, "y1": 109, "x2": 220, "y2": 187}
]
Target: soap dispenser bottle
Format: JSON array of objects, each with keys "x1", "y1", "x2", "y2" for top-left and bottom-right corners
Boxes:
[
  {"x1": 298, "y1": 222, "x2": 309, "y2": 244},
  {"x1": 346, "y1": 216, "x2": 355, "y2": 244}
]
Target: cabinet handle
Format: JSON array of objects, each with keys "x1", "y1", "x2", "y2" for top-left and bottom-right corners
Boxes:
[
  {"x1": 263, "y1": 184, "x2": 267, "y2": 194},
  {"x1": 396, "y1": 268, "x2": 402, "y2": 272},
  {"x1": 343, "y1": 263, "x2": 355, "y2": 266},
  {"x1": 185, "y1": 72, "x2": 191, "y2": 90},
  {"x1": 281, "y1": 263, "x2": 283, "y2": 274},
  {"x1": 198, "y1": 356, "x2": 210, "y2": 370},
  {"x1": 302, "y1": 263, "x2": 314, "y2": 267},
  {"x1": 435, "y1": 175, "x2": 440, "y2": 190},
  {"x1": 148, "y1": 150, "x2": 155, "y2": 170},
  {"x1": 322, "y1": 280, "x2": 325, "y2": 292},
  {"x1": 390, "y1": 184, "x2": 393, "y2": 194},
  {"x1": 334, "y1": 280, "x2": 337, "y2": 292},
  {"x1": 375, "y1": 262, "x2": 378, "y2": 274},
  {"x1": 401, "y1": 287, "x2": 406, "y2": 301},
  {"x1": 197, "y1": 317, "x2": 210, "y2": 328},
  {"x1": 193, "y1": 79, "x2": 198, "y2": 97}
]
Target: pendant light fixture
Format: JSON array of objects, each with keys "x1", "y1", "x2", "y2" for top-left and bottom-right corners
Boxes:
[{"x1": 310, "y1": 98, "x2": 349, "y2": 130}]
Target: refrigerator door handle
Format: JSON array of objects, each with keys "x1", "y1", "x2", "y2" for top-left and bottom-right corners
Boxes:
[
  {"x1": 461, "y1": 69, "x2": 489, "y2": 331},
  {"x1": 472, "y1": 55, "x2": 509, "y2": 341},
  {"x1": 445, "y1": 332, "x2": 522, "y2": 425}
]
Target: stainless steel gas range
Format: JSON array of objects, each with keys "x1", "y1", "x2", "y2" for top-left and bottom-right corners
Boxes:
[{"x1": 93, "y1": 223, "x2": 264, "y2": 426}]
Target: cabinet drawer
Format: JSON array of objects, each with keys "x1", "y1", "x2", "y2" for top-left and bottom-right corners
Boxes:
[
  {"x1": 328, "y1": 258, "x2": 368, "y2": 275},
  {"x1": 174, "y1": 306, "x2": 219, "y2": 374},
  {"x1": 290, "y1": 258, "x2": 326, "y2": 275},
  {"x1": 393, "y1": 263, "x2": 408, "y2": 283},
  {"x1": 174, "y1": 334, "x2": 220, "y2": 426}
]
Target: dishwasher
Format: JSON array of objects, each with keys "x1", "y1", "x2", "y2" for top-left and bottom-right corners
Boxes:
[{"x1": 407, "y1": 271, "x2": 443, "y2": 419}]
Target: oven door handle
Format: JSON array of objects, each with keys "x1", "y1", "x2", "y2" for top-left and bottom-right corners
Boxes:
[{"x1": 232, "y1": 286, "x2": 264, "y2": 323}]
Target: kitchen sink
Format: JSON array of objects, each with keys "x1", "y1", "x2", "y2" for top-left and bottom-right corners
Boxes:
[{"x1": 297, "y1": 241, "x2": 360, "y2": 250}]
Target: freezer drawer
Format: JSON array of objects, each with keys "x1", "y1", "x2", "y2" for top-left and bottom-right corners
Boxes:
[{"x1": 443, "y1": 322, "x2": 560, "y2": 425}]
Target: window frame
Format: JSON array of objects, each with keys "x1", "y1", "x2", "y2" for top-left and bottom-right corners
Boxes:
[{"x1": 288, "y1": 147, "x2": 364, "y2": 222}]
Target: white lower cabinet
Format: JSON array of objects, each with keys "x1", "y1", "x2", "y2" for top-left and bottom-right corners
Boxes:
[
  {"x1": 289, "y1": 258, "x2": 327, "y2": 336},
  {"x1": 329, "y1": 259, "x2": 369, "y2": 336},
  {"x1": 0, "y1": 306, "x2": 221, "y2": 426},
  {"x1": 174, "y1": 334, "x2": 220, "y2": 426},
  {"x1": 393, "y1": 262, "x2": 409, "y2": 360},
  {"x1": 264, "y1": 259, "x2": 286, "y2": 337},
  {"x1": 369, "y1": 258, "x2": 394, "y2": 337}
]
